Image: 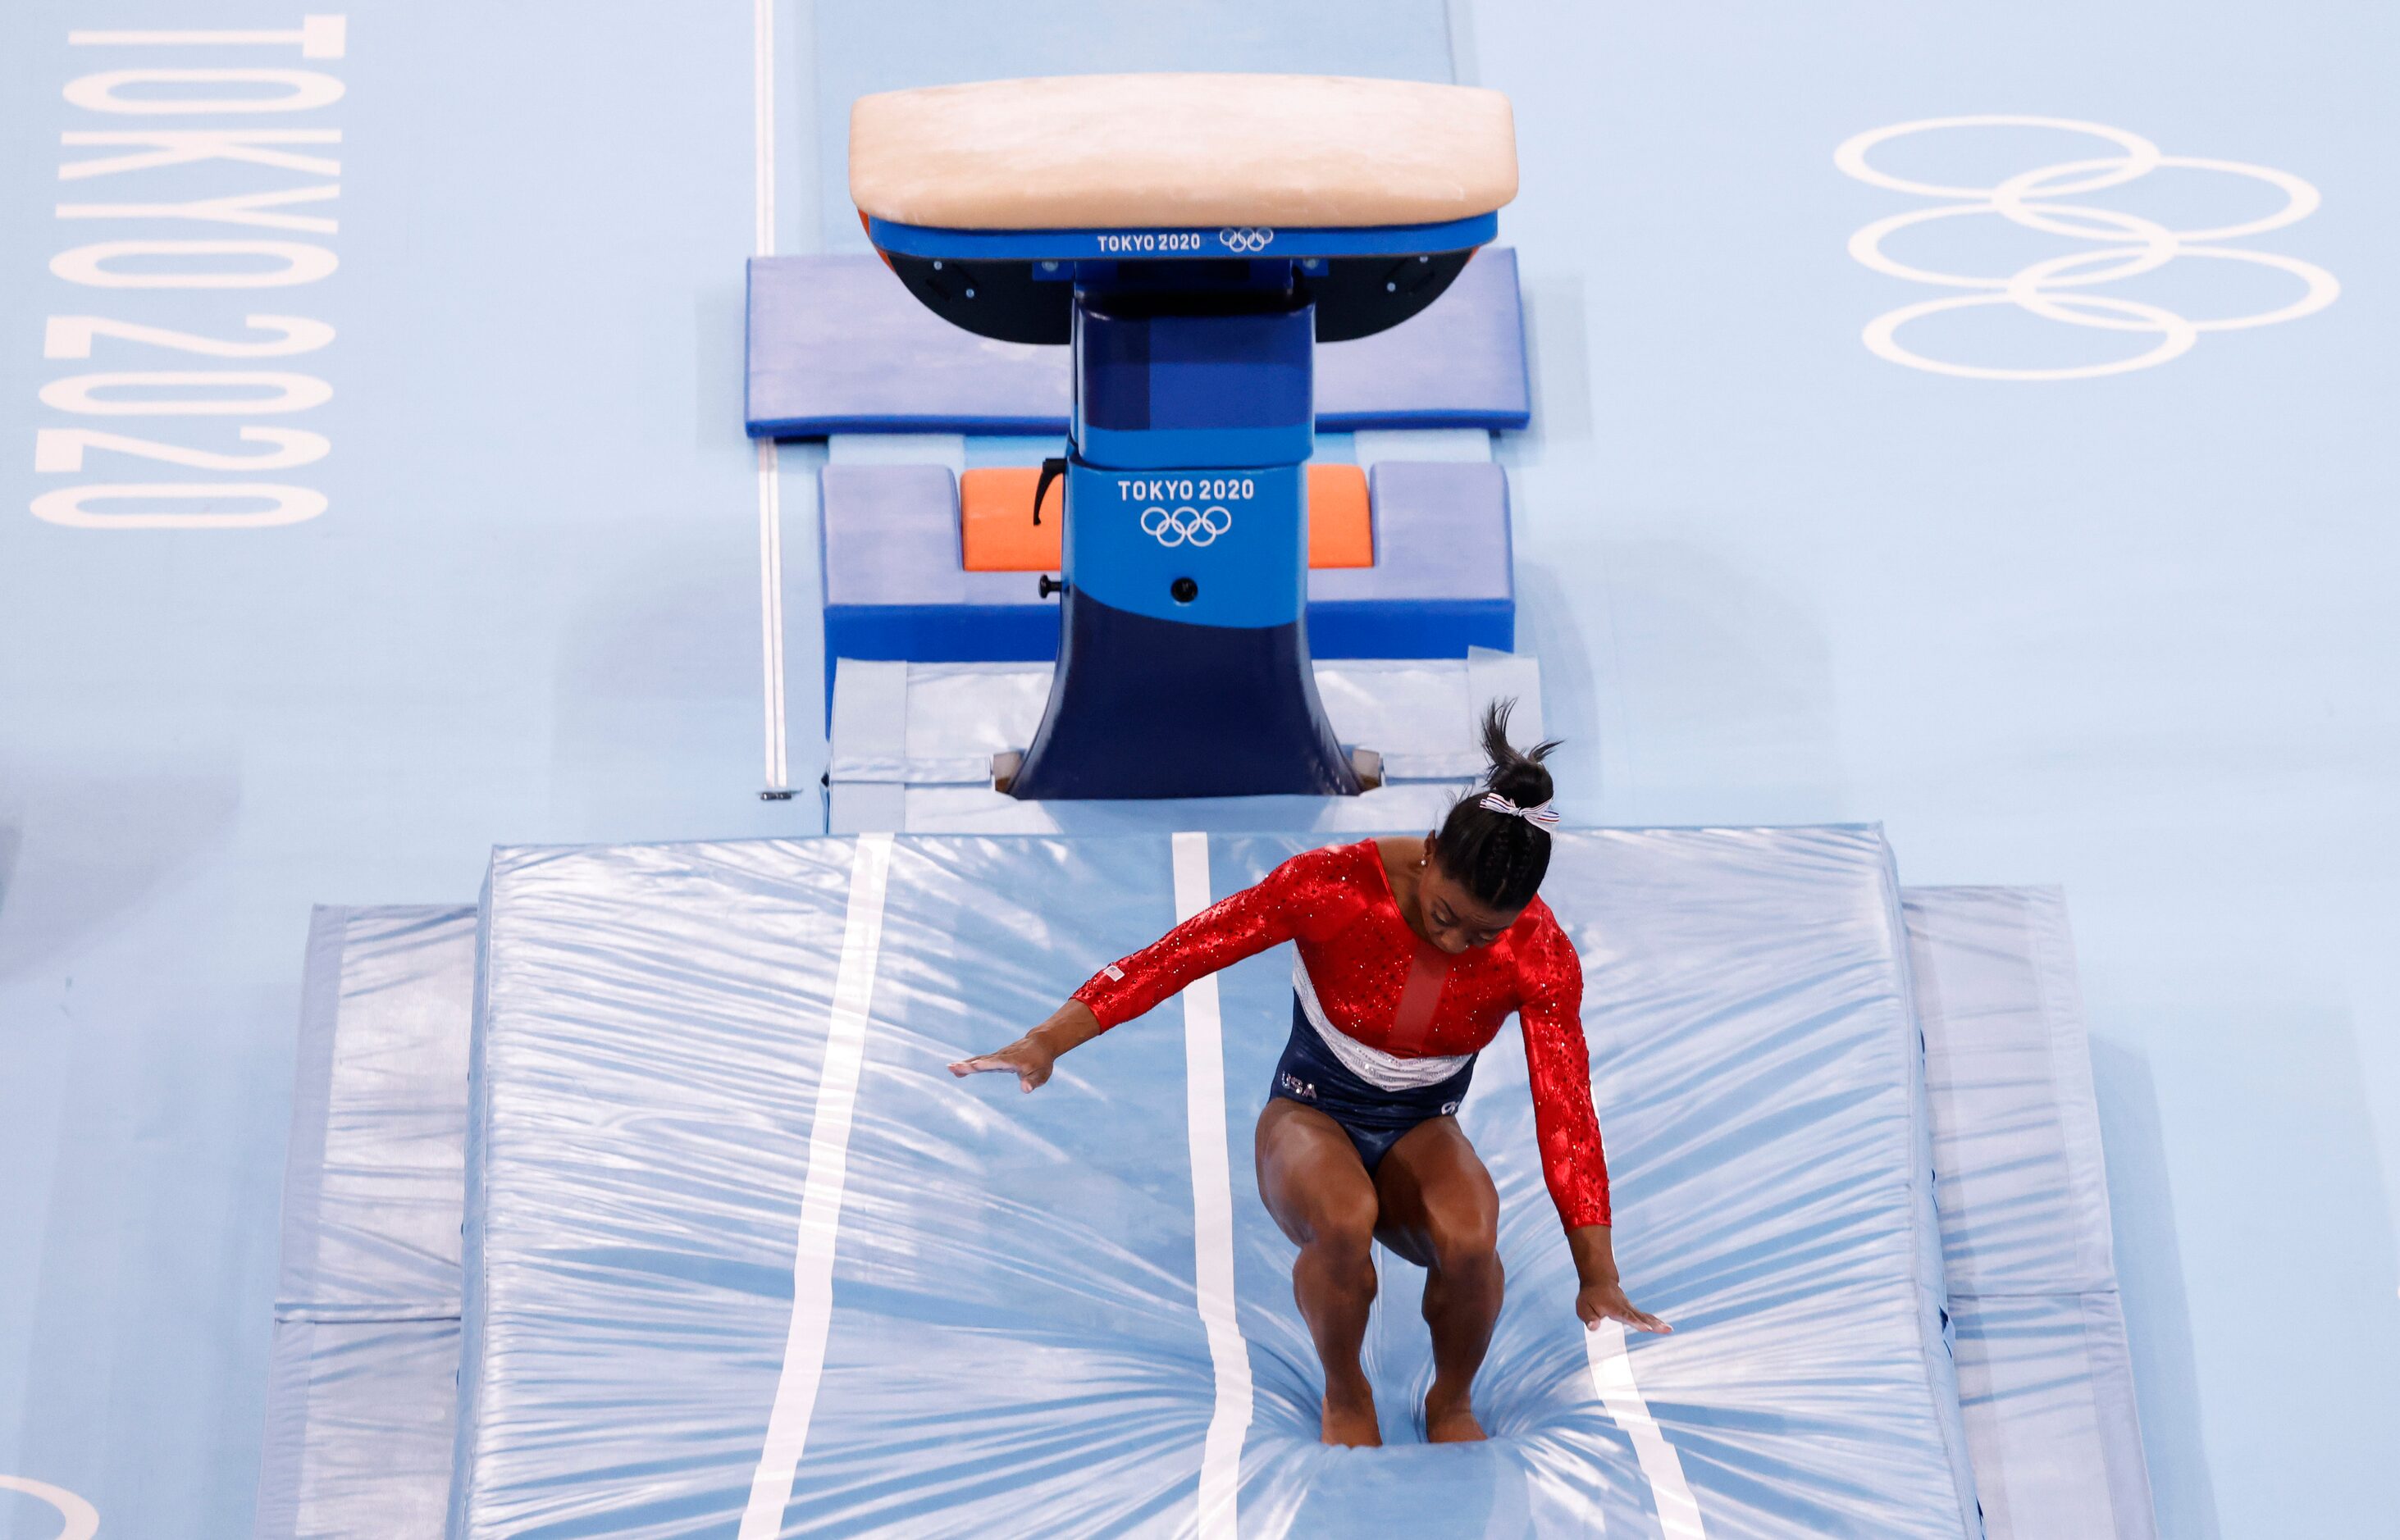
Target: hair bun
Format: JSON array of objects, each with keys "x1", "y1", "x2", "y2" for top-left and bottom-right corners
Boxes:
[
  {"x1": 1477, "y1": 698, "x2": 1558, "y2": 809},
  {"x1": 1489, "y1": 757, "x2": 1553, "y2": 809},
  {"x1": 1435, "y1": 699, "x2": 1566, "y2": 910}
]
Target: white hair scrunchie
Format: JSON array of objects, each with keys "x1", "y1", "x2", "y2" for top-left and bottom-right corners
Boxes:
[{"x1": 1478, "y1": 791, "x2": 1560, "y2": 827}]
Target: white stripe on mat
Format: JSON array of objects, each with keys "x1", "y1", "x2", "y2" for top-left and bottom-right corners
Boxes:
[
  {"x1": 1173, "y1": 832, "x2": 1252, "y2": 1540},
  {"x1": 739, "y1": 833, "x2": 896, "y2": 1540},
  {"x1": 1586, "y1": 1319, "x2": 1705, "y2": 1538}
]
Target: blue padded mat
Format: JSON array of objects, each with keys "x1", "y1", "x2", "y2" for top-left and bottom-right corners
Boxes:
[
  {"x1": 748, "y1": 258, "x2": 1071, "y2": 438},
  {"x1": 1907, "y1": 889, "x2": 2157, "y2": 1540},
  {"x1": 1314, "y1": 253, "x2": 1531, "y2": 433},
  {"x1": 450, "y1": 830, "x2": 1978, "y2": 1538},
  {"x1": 256, "y1": 908, "x2": 477, "y2": 1540},
  {"x1": 1310, "y1": 462, "x2": 1514, "y2": 656},
  {"x1": 817, "y1": 462, "x2": 1061, "y2": 706},
  {"x1": 747, "y1": 249, "x2": 1530, "y2": 438}
]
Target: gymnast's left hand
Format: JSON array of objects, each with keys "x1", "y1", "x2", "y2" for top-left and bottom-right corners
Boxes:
[
  {"x1": 1576, "y1": 1279, "x2": 1672, "y2": 1335},
  {"x1": 949, "y1": 1000, "x2": 1102, "y2": 1093},
  {"x1": 1567, "y1": 1223, "x2": 1672, "y2": 1334}
]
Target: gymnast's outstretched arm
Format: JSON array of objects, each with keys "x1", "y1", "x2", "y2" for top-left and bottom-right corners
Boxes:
[
  {"x1": 949, "y1": 853, "x2": 1321, "y2": 1091},
  {"x1": 1517, "y1": 927, "x2": 1671, "y2": 1334},
  {"x1": 947, "y1": 996, "x2": 1105, "y2": 1093}
]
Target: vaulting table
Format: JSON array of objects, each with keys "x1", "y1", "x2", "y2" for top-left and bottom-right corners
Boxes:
[{"x1": 849, "y1": 74, "x2": 1518, "y2": 799}]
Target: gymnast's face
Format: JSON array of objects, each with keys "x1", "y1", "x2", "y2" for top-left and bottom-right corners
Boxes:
[{"x1": 1416, "y1": 842, "x2": 1524, "y2": 954}]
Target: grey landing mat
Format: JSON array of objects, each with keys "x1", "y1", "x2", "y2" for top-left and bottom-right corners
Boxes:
[
  {"x1": 253, "y1": 906, "x2": 477, "y2": 1540},
  {"x1": 1908, "y1": 886, "x2": 2159, "y2": 1540}
]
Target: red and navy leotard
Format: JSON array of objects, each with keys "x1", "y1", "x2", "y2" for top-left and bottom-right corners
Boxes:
[{"x1": 1073, "y1": 840, "x2": 1611, "y2": 1230}]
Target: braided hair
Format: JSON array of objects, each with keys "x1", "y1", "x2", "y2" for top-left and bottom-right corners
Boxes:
[{"x1": 1433, "y1": 699, "x2": 1561, "y2": 912}]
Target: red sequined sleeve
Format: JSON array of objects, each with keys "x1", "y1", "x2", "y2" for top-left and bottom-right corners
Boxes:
[
  {"x1": 1517, "y1": 915, "x2": 1613, "y2": 1229},
  {"x1": 1071, "y1": 850, "x2": 1330, "y2": 1029}
]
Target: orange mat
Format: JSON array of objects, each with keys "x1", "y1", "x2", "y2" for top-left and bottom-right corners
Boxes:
[{"x1": 961, "y1": 463, "x2": 1373, "y2": 572}]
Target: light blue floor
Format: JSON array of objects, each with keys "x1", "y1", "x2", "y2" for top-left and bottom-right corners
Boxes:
[{"x1": 1, "y1": 2, "x2": 2393, "y2": 1537}]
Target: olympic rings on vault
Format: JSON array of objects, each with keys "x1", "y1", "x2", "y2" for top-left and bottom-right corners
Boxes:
[
  {"x1": 1140, "y1": 504, "x2": 1233, "y2": 547},
  {"x1": 1836, "y1": 115, "x2": 2338, "y2": 380}
]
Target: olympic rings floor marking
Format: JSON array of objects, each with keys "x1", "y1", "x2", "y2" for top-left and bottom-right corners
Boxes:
[
  {"x1": 1836, "y1": 115, "x2": 2338, "y2": 380},
  {"x1": 0, "y1": 1477, "x2": 100, "y2": 1540}
]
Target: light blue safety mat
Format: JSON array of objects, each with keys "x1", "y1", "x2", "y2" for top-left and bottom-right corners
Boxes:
[
  {"x1": 254, "y1": 907, "x2": 477, "y2": 1540},
  {"x1": 253, "y1": 872, "x2": 2149, "y2": 1536},
  {"x1": 1907, "y1": 889, "x2": 2158, "y2": 1540},
  {"x1": 449, "y1": 830, "x2": 1980, "y2": 1538},
  {"x1": 256, "y1": 1319, "x2": 463, "y2": 1540}
]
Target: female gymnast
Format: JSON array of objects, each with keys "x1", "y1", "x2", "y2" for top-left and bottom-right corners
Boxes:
[{"x1": 951, "y1": 704, "x2": 1667, "y2": 1447}]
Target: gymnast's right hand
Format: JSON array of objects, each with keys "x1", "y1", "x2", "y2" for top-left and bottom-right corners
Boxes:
[
  {"x1": 950, "y1": 1000, "x2": 1102, "y2": 1093},
  {"x1": 949, "y1": 1035, "x2": 1058, "y2": 1093}
]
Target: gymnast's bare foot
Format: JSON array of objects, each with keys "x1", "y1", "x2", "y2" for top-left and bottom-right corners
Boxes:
[
  {"x1": 1424, "y1": 1383, "x2": 1486, "y2": 1443},
  {"x1": 1321, "y1": 1383, "x2": 1382, "y2": 1447}
]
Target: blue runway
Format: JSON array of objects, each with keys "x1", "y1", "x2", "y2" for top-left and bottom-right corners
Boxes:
[{"x1": 2, "y1": 2, "x2": 2395, "y2": 1537}]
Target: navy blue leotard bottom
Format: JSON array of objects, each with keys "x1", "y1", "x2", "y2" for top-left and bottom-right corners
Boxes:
[{"x1": 1267, "y1": 992, "x2": 1480, "y2": 1171}]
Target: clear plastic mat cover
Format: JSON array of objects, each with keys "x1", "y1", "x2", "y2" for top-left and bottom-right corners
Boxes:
[
  {"x1": 1908, "y1": 886, "x2": 2156, "y2": 1540},
  {"x1": 274, "y1": 905, "x2": 477, "y2": 1318},
  {"x1": 450, "y1": 831, "x2": 1978, "y2": 1538},
  {"x1": 828, "y1": 653, "x2": 1544, "y2": 786},
  {"x1": 256, "y1": 1318, "x2": 463, "y2": 1540},
  {"x1": 257, "y1": 906, "x2": 477, "y2": 1540}
]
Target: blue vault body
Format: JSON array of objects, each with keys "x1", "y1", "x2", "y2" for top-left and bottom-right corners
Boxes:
[{"x1": 867, "y1": 215, "x2": 1499, "y2": 799}]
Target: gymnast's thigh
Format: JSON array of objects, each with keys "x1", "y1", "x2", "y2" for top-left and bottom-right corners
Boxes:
[
  {"x1": 1371, "y1": 1116, "x2": 1500, "y2": 1272},
  {"x1": 1255, "y1": 1096, "x2": 1379, "y2": 1249}
]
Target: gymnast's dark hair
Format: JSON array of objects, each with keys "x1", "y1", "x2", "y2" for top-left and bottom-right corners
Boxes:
[{"x1": 1434, "y1": 699, "x2": 1561, "y2": 912}]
